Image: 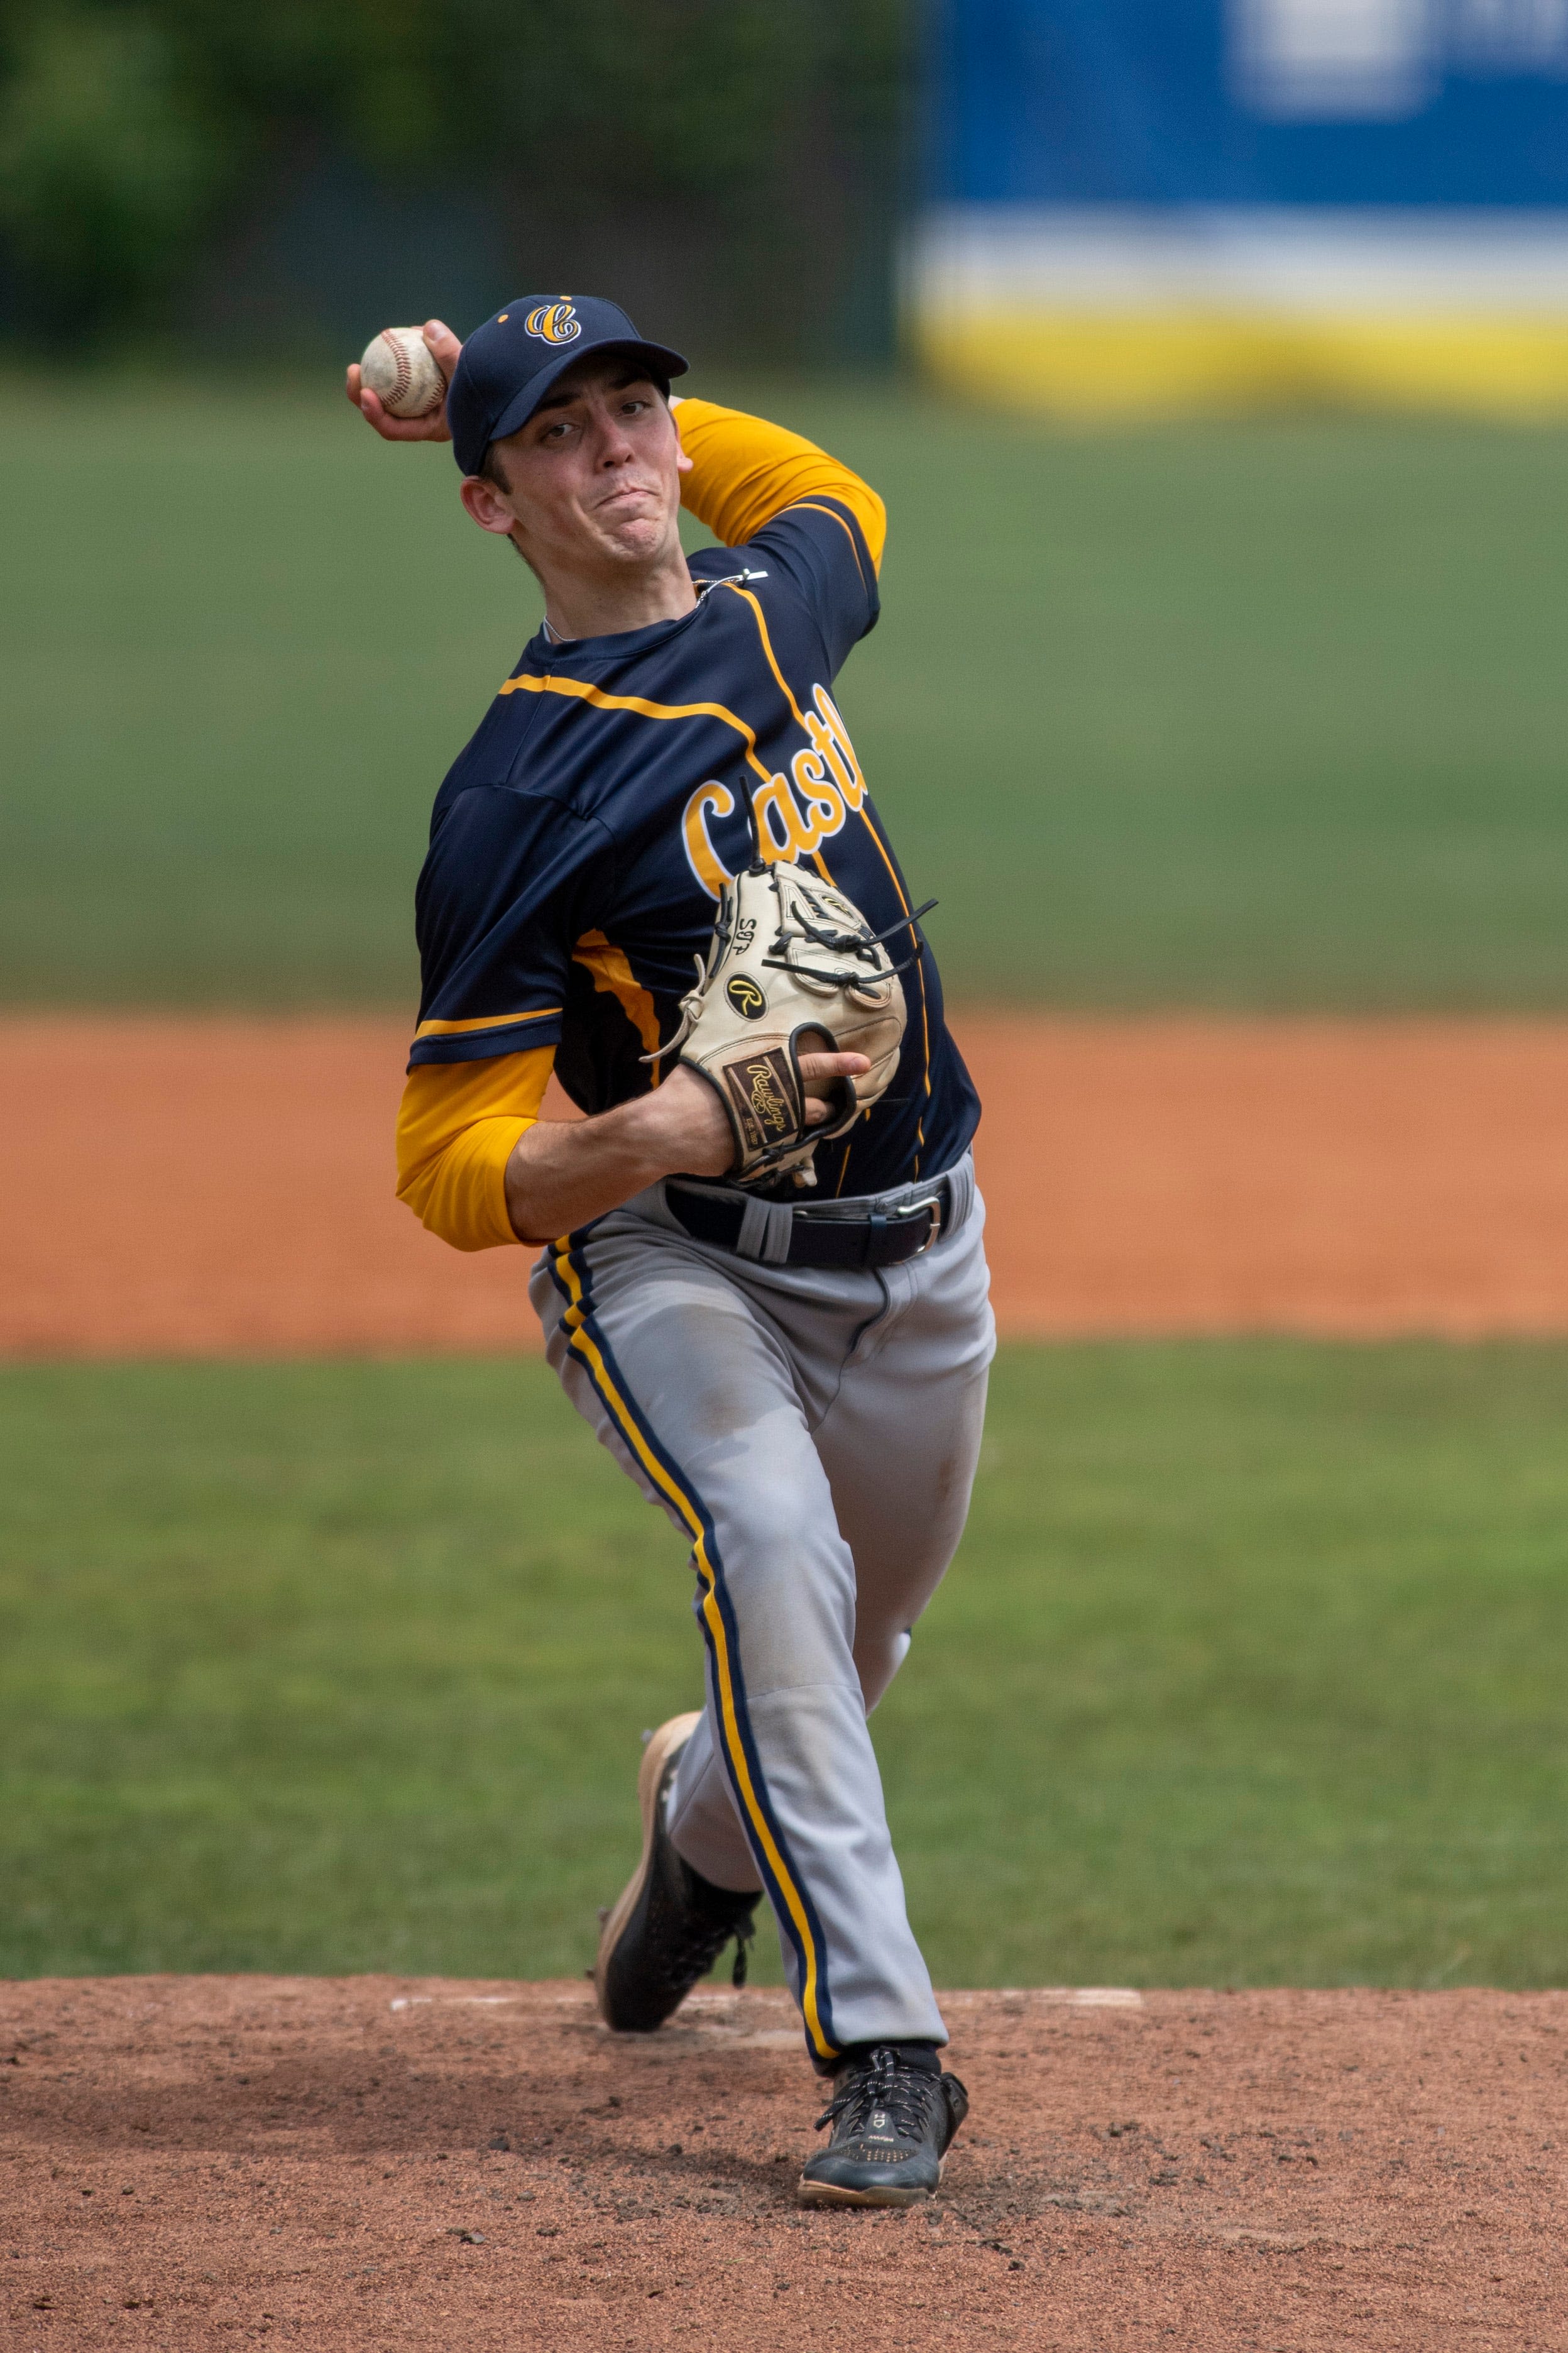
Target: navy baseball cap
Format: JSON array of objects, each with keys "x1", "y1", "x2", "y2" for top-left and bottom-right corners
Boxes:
[{"x1": 447, "y1": 295, "x2": 688, "y2": 477}]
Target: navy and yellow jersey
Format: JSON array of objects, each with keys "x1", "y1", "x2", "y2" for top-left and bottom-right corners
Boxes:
[{"x1": 397, "y1": 399, "x2": 980, "y2": 1250}]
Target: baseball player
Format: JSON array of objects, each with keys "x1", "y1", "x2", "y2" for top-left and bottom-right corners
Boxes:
[{"x1": 349, "y1": 300, "x2": 994, "y2": 2206}]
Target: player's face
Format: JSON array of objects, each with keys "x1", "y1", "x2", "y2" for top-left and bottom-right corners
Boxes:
[{"x1": 482, "y1": 358, "x2": 684, "y2": 575}]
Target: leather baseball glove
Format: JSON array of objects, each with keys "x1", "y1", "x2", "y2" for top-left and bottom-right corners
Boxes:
[{"x1": 650, "y1": 854, "x2": 932, "y2": 1189}]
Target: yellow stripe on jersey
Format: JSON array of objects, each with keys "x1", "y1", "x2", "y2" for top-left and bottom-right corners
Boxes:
[
  {"x1": 721, "y1": 581, "x2": 809, "y2": 731},
  {"x1": 847, "y1": 796, "x2": 934, "y2": 1170},
  {"x1": 572, "y1": 929, "x2": 663, "y2": 1067},
  {"x1": 498, "y1": 671, "x2": 775, "y2": 786},
  {"x1": 548, "y1": 1235, "x2": 838, "y2": 2064},
  {"x1": 721, "y1": 582, "x2": 835, "y2": 882},
  {"x1": 792, "y1": 500, "x2": 874, "y2": 595},
  {"x1": 414, "y1": 1008, "x2": 561, "y2": 1039}
]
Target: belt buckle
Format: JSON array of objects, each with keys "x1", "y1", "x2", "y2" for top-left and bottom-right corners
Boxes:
[{"x1": 889, "y1": 1191, "x2": 943, "y2": 1256}]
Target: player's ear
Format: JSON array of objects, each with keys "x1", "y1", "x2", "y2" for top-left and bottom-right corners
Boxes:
[
  {"x1": 669, "y1": 400, "x2": 693, "y2": 475},
  {"x1": 460, "y1": 474, "x2": 520, "y2": 537}
]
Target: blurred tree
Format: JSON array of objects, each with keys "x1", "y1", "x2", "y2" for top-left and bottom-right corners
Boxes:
[
  {"x1": 0, "y1": 7, "x2": 225, "y2": 343},
  {"x1": 0, "y1": 0, "x2": 909, "y2": 357}
]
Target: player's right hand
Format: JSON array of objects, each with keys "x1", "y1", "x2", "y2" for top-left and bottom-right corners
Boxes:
[{"x1": 346, "y1": 321, "x2": 462, "y2": 442}]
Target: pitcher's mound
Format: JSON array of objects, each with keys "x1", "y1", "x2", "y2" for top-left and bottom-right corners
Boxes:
[{"x1": 3, "y1": 1976, "x2": 1559, "y2": 2349}]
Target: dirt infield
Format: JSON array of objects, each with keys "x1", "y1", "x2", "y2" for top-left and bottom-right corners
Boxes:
[
  {"x1": 2, "y1": 1976, "x2": 1560, "y2": 2350},
  {"x1": 5, "y1": 1013, "x2": 1568, "y2": 1353}
]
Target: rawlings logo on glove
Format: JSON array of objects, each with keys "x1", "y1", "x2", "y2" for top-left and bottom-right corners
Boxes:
[{"x1": 648, "y1": 816, "x2": 934, "y2": 1189}]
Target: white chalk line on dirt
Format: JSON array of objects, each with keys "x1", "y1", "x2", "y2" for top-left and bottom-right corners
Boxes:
[
  {"x1": 945, "y1": 1988, "x2": 1144, "y2": 2008},
  {"x1": 387, "y1": 1985, "x2": 1146, "y2": 2033},
  {"x1": 388, "y1": 1995, "x2": 521, "y2": 2010}
]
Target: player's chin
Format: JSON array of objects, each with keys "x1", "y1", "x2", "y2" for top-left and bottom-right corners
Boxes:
[
  {"x1": 608, "y1": 529, "x2": 669, "y2": 566},
  {"x1": 595, "y1": 504, "x2": 669, "y2": 557}
]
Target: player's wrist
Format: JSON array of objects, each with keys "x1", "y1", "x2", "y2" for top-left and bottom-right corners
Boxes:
[
  {"x1": 623, "y1": 1071, "x2": 735, "y2": 1184},
  {"x1": 498, "y1": 1084, "x2": 730, "y2": 1242}
]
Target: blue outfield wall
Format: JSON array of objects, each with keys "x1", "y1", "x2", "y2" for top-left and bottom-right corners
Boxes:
[{"x1": 912, "y1": 1, "x2": 1568, "y2": 414}]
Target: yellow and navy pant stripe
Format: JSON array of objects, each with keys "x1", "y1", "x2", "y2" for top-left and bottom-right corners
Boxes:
[{"x1": 546, "y1": 1229, "x2": 841, "y2": 2064}]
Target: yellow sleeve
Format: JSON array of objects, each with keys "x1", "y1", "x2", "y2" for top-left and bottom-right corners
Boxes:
[
  {"x1": 674, "y1": 398, "x2": 886, "y2": 574},
  {"x1": 395, "y1": 1048, "x2": 555, "y2": 1252}
]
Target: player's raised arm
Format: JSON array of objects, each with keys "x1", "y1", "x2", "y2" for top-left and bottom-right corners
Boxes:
[
  {"x1": 345, "y1": 324, "x2": 886, "y2": 582},
  {"x1": 673, "y1": 398, "x2": 886, "y2": 573}
]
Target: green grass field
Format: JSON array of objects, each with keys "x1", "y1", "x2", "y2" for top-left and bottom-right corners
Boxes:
[
  {"x1": 4, "y1": 1343, "x2": 1565, "y2": 1990},
  {"x1": 6, "y1": 376, "x2": 1566, "y2": 1996},
  {"x1": 5, "y1": 373, "x2": 1568, "y2": 1010}
]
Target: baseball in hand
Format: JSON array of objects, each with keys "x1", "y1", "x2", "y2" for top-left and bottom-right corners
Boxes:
[{"x1": 359, "y1": 327, "x2": 444, "y2": 419}]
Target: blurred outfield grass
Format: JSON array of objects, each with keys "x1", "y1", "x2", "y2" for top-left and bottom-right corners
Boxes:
[
  {"x1": 7, "y1": 380, "x2": 1567, "y2": 1998},
  {"x1": 4, "y1": 1343, "x2": 1567, "y2": 1990},
  {"x1": 4, "y1": 373, "x2": 1568, "y2": 1010}
]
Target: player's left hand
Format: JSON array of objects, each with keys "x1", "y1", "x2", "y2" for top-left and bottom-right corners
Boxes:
[{"x1": 346, "y1": 321, "x2": 461, "y2": 441}]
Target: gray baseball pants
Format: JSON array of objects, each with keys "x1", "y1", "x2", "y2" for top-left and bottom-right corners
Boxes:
[{"x1": 529, "y1": 1154, "x2": 994, "y2": 2066}]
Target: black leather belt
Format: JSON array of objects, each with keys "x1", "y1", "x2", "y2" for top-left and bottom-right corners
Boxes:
[{"x1": 667, "y1": 1178, "x2": 952, "y2": 1270}]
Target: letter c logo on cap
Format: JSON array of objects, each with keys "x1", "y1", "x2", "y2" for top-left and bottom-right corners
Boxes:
[{"x1": 525, "y1": 300, "x2": 582, "y2": 345}]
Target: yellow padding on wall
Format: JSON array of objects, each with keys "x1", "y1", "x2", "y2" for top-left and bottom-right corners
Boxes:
[{"x1": 915, "y1": 309, "x2": 1568, "y2": 421}]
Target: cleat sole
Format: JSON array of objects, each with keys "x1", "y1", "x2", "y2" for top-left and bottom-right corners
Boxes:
[
  {"x1": 797, "y1": 2171, "x2": 941, "y2": 2209},
  {"x1": 592, "y1": 1711, "x2": 701, "y2": 2031}
]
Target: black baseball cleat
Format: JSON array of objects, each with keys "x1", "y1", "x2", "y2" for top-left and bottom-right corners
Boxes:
[
  {"x1": 595, "y1": 1711, "x2": 760, "y2": 2034},
  {"x1": 798, "y1": 2045, "x2": 970, "y2": 2207}
]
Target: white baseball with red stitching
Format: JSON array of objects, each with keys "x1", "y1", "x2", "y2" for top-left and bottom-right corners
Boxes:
[{"x1": 359, "y1": 327, "x2": 444, "y2": 419}]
